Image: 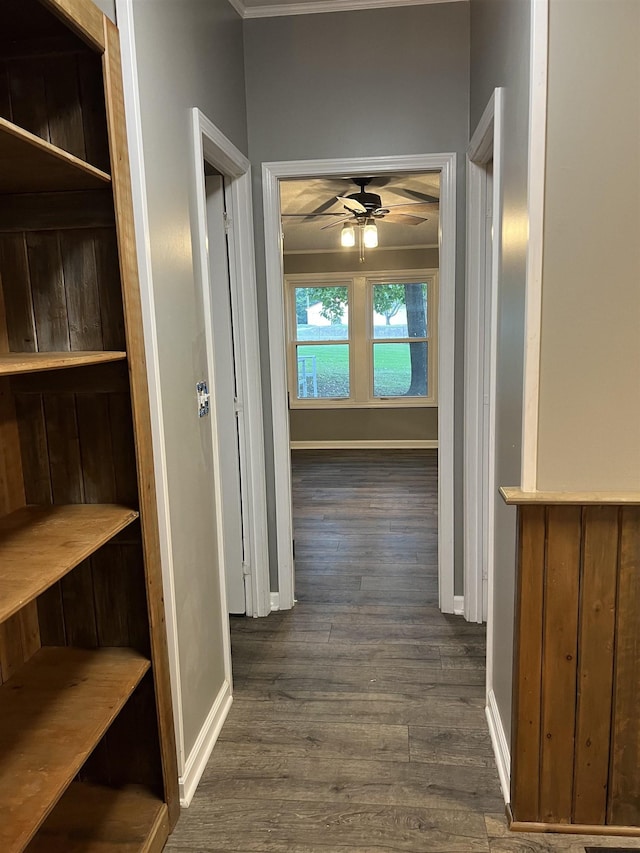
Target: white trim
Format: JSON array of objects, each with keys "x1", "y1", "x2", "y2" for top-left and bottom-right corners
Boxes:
[
  {"x1": 290, "y1": 440, "x2": 438, "y2": 450},
  {"x1": 486, "y1": 688, "x2": 511, "y2": 804},
  {"x1": 270, "y1": 592, "x2": 281, "y2": 611},
  {"x1": 263, "y1": 153, "x2": 457, "y2": 615},
  {"x1": 521, "y1": 0, "x2": 549, "y2": 490},
  {"x1": 179, "y1": 680, "x2": 233, "y2": 807},
  {"x1": 285, "y1": 269, "x2": 438, "y2": 409},
  {"x1": 192, "y1": 109, "x2": 271, "y2": 620},
  {"x1": 114, "y1": 0, "x2": 185, "y2": 774},
  {"x1": 464, "y1": 88, "x2": 504, "y2": 630},
  {"x1": 453, "y1": 595, "x2": 464, "y2": 616},
  {"x1": 241, "y1": 0, "x2": 463, "y2": 18},
  {"x1": 284, "y1": 243, "x2": 439, "y2": 255}
]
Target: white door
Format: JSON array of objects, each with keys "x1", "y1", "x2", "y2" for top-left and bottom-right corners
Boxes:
[
  {"x1": 480, "y1": 161, "x2": 494, "y2": 622},
  {"x1": 205, "y1": 174, "x2": 245, "y2": 614}
]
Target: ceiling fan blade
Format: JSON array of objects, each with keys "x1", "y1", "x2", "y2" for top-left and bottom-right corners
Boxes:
[
  {"x1": 394, "y1": 188, "x2": 440, "y2": 204},
  {"x1": 383, "y1": 202, "x2": 439, "y2": 214},
  {"x1": 381, "y1": 213, "x2": 428, "y2": 225},
  {"x1": 282, "y1": 212, "x2": 347, "y2": 218},
  {"x1": 337, "y1": 196, "x2": 367, "y2": 214},
  {"x1": 312, "y1": 196, "x2": 342, "y2": 215},
  {"x1": 320, "y1": 216, "x2": 355, "y2": 231}
]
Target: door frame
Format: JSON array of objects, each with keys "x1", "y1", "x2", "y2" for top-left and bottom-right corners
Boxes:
[
  {"x1": 464, "y1": 88, "x2": 503, "y2": 626},
  {"x1": 190, "y1": 108, "x2": 270, "y2": 620},
  {"x1": 465, "y1": 88, "x2": 510, "y2": 800},
  {"x1": 263, "y1": 153, "x2": 457, "y2": 613}
]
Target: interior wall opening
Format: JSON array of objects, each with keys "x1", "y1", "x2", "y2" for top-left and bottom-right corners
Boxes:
[{"x1": 278, "y1": 171, "x2": 442, "y2": 613}]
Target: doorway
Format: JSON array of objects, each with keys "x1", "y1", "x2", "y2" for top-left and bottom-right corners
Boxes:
[
  {"x1": 190, "y1": 108, "x2": 270, "y2": 623},
  {"x1": 203, "y1": 170, "x2": 245, "y2": 614},
  {"x1": 262, "y1": 154, "x2": 457, "y2": 614}
]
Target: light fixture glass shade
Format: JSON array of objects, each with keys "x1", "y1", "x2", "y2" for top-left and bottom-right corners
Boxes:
[
  {"x1": 363, "y1": 220, "x2": 378, "y2": 248},
  {"x1": 341, "y1": 223, "x2": 356, "y2": 247}
]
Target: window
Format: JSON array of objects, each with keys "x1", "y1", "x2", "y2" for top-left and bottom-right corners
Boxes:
[{"x1": 286, "y1": 270, "x2": 437, "y2": 408}]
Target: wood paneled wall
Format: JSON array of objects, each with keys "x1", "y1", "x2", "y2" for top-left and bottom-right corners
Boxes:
[{"x1": 511, "y1": 503, "x2": 640, "y2": 831}]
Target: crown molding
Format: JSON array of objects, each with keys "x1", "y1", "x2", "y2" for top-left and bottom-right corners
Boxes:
[{"x1": 230, "y1": 0, "x2": 465, "y2": 21}]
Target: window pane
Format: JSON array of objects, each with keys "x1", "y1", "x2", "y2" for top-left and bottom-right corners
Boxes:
[
  {"x1": 295, "y1": 286, "x2": 349, "y2": 341},
  {"x1": 296, "y1": 345, "x2": 350, "y2": 399},
  {"x1": 372, "y1": 283, "x2": 427, "y2": 339},
  {"x1": 373, "y1": 342, "x2": 428, "y2": 397}
]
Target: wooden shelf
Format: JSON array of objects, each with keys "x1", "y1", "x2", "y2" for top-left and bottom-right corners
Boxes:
[
  {"x1": 26, "y1": 783, "x2": 169, "y2": 852},
  {"x1": 0, "y1": 118, "x2": 111, "y2": 193},
  {"x1": 0, "y1": 647, "x2": 151, "y2": 852},
  {"x1": 0, "y1": 351, "x2": 127, "y2": 376},
  {"x1": 500, "y1": 486, "x2": 640, "y2": 505},
  {"x1": 0, "y1": 504, "x2": 139, "y2": 625}
]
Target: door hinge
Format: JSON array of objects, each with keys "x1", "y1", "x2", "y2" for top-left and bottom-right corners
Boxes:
[
  {"x1": 196, "y1": 381, "x2": 210, "y2": 417},
  {"x1": 242, "y1": 561, "x2": 250, "y2": 577},
  {"x1": 223, "y1": 211, "x2": 232, "y2": 234}
]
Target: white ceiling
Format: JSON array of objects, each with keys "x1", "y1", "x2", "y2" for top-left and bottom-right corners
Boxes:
[
  {"x1": 281, "y1": 172, "x2": 440, "y2": 253},
  {"x1": 230, "y1": 0, "x2": 464, "y2": 20}
]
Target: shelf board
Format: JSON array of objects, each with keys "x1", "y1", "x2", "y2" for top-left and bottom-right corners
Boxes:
[
  {"x1": 0, "y1": 504, "x2": 139, "y2": 625},
  {"x1": 0, "y1": 350, "x2": 127, "y2": 376},
  {"x1": 500, "y1": 486, "x2": 640, "y2": 505},
  {"x1": 26, "y1": 783, "x2": 169, "y2": 852},
  {"x1": 0, "y1": 117, "x2": 111, "y2": 193},
  {"x1": 0, "y1": 647, "x2": 151, "y2": 852}
]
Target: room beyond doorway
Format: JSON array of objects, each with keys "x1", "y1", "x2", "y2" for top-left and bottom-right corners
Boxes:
[
  {"x1": 291, "y1": 449, "x2": 440, "y2": 607},
  {"x1": 262, "y1": 153, "x2": 458, "y2": 615}
]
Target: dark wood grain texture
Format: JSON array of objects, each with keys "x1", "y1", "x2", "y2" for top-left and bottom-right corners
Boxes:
[
  {"x1": 608, "y1": 507, "x2": 640, "y2": 826},
  {"x1": 511, "y1": 505, "x2": 545, "y2": 822},
  {"x1": 539, "y1": 505, "x2": 581, "y2": 823},
  {"x1": 573, "y1": 506, "x2": 618, "y2": 824}
]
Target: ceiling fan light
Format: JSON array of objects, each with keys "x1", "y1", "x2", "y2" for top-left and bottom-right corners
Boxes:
[
  {"x1": 341, "y1": 223, "x2": 356, "y2": 248},
  {"x1": 363, "y1": 220, "x2": 378, "y2": 249}
]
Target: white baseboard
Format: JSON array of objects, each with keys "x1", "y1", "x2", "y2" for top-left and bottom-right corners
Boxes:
[
  {"x1": 270, "y1": 592, "x2": 280, "y2": 611},
  {"x1": 453, "y1": 595, "x2": 464, "y2": 616},
  {"x1": 290, "y1": 440, "x2": 438, "y2": 450},
  {"x1": 486, "y1": 687, "x2": 511, "y2": 804},
  {"x1": 179, "y1": 680, "x2": 232, "y2": 807}
]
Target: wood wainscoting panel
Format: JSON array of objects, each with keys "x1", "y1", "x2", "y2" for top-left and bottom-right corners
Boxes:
[
  {"x1": 573, "y1": 506, "x2": 619, "y2": 825},
  {"x1": 608, "y1": 506, "x2": 640, "y2": 826},
  {"x1": 511, "y1": 505, "x2": 545, "y2": 821},
  {"x1": 507, "y1": 492, "x2": 640, "y2": 834},
  {"x1": 539, "y1": 505, "x2": 581, "y2": 823}
]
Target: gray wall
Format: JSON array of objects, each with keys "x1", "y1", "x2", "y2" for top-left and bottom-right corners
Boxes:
[
  {"x1": 291, "y1": 408, "x2": 438, "y2": 443},
  {"x1": 470, "y1": 0, "x2": 531, "y2": 744},
  {"x1": 537, "y1": 0, "x2": 640, "y2": 489},
  {"x1": 284, "y1": 248, "x2": 439, "y2": 276},
  {"x1": 131, "y1": 0, "x2": 247, "y2": 758},
  {"x1": 244, "y1": 2, "x2": 470, "y2": 590},
  {"x1": 94, "y1": 0, "x2": 115, "y2": 20}
]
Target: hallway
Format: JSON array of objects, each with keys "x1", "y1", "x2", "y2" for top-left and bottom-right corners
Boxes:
[{"x1": 164, "y1": 451, "x2": 638, "y2": 851}]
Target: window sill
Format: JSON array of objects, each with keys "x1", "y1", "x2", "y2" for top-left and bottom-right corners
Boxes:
[{"x1": 289, "y1": 399, "x2": 438, "y2": 410}]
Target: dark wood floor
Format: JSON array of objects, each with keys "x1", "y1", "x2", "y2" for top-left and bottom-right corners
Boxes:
[{"x1": 165, "y1": 451, "x2": 639, "y2": 852}]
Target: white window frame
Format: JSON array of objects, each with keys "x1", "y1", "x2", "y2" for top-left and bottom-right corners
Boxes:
[
  {"x1": 285, "y1": 268, "x2": 438, "y2": 409},
  {"x1": 286, "y1": 277, "x2": 354, "y2": 405}
]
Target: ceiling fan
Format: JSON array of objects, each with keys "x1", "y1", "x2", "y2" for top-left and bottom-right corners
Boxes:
[{"x1": 281, "y1": 177, "x2": 439, "y2": 231}]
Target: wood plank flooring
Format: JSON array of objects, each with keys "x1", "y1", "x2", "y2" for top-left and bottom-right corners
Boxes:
[{"x1": 165, "y1": 450, "x2": 639, "y2": 852}]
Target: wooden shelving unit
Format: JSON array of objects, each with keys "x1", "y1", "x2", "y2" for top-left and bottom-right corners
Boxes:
[
  {"x1": 0, "y1": 351, "x2": 126, "y2": 375},
  {"x1": 0, "y1": 504, "x2": 139, "y2": 622},
  {"x1": 25, "y1": 783, "x2": 169, "y2": 853},
  {"x1": 0, "y1": 0, "x2": 179, "y2": 850},
  {"x1": 0, "y1": 648, "x2": 150, "y2": 851},
  {"x1": 0, "y1": 118, "x2": 112, "y2": 193}
]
